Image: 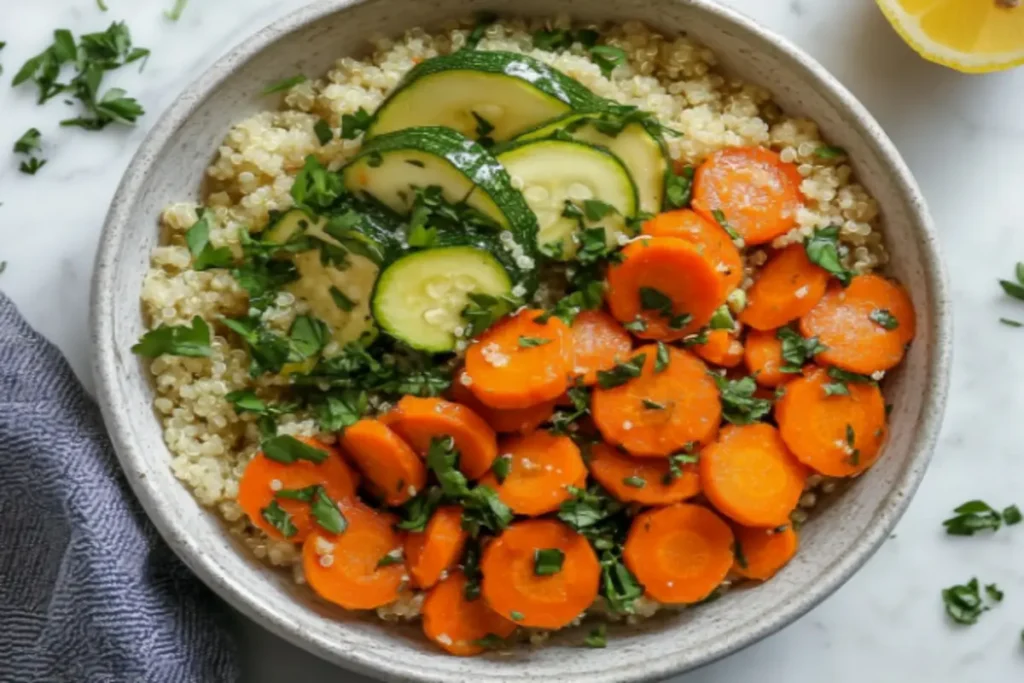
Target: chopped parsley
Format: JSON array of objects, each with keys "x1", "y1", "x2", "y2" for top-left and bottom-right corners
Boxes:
[
  {"x1": 869, "y1": 308, "x2": 899, "y2": 330},
  {"x1": 776, "y1": 326, "x2": 827, "y2": 372},
  {"x1": 708, "y1": 305, "x2": 735, "y2": 331},
  {"x1": 313, "y1": 119, "x2": 334, "y2": 145},
  {"x1": 805, "y1": 226, "x2": 853, "y2": 286},
  {"x1": 1000, "y1": 318, "x2": 1023, "y2": 327},
  {"x1": 290, "y1": 155, "x2": 344, "y2": 212},
  {"x1": 471, "y1": 633, "x2": 507, "y2": 650},
  {"x1": 395, "y1": 488, "x2": 443, "y2": 532},
  {"x1": 534, "y1": 548, "x2": 566, "y2": 576},
  {"x1": 943, "y1": 500, "x2": 1004, "y2": 536},
  {"x1": 664, "y1": 166, "x2": 695, "y2": 209},
  {"x1": 622, "y1": 476, "x2": 646, "y2": 488},
  {"x1": 549, "y1": 382, "x2": 591, "y2": 436},
  {"x1": 654, "y1": 342, "x2": 670, "y2": 373},
  {"x1": 424, "y1": 437, "x2": 513, "y2": 535},
  {"x1": 165, "y1": 0, "x2": 189, "y2": 20},
  {"x1": 641, "y1": 399, "x2": 666, "y2": 410},
  {"x1": 942, "y1": 577, "x2": 1000, "y2": 625},
  {"x1": 639, "y1": 286, "x2": 690, "y2": 329},
  {"x1": 376, "y1": 549, "x2": 404, "y2": 568},
  {"x1": 340, "y1": 108, "x2": 373, "y2": 139},
  {"x1": 13, "y1": 128, "x2": 45, "y2": 175},
  {"x1": 310, "y1": 488, "x2": 347, "y2": 533},
  {"x1": 985, "y1": 584, "x2": 1004, "y2": 603},
  {"x1": 712, "y1": 374, "x2": 773, "y2": 425},
  {"x1": 710, "y1": 209, "x2": 742, "y2": 243},
  {"x1": 510, "y1": 611, "x2": 524, "y2": 621},
  {"x1": 131, "y1": 316, "x2": 211, "y2": 358},
  {"x1": 583, "y1": 199, "x2": 617, "y2": 221},
  {"x1": 822, "y1": 366, "x2": 875, "y2": 396},
  {"x1": 185, "y1": 212, "x2": 233, "y2": 270},
  {"x1": 316, "y1": 390, "x2": 368, "y2": 433},
  {"x1": 261, "y1": 501, "x2": 297, "y2": 538},
  {"x1": 261, "y1": 435, "x2": 328, "y2": 465},
  {"x1": 491, "y1": 454, "x2": 513, "y2": 483},
  {"x1": 518, "y1": 336, "x2": 551, "y2": 348},
  {"x1": 462, "y1": 292, "x2": 520, "y2": 338},
  {"x1": 262, "y1": 74, "x2": 307, "y2": 95},
  {"x1": 463, "y1": 12, "x2": 497, "y2": 50},
  {"x1": 663, "y1": 446, "x2": 698, "y2": 484},
  {"x1": 329, "y1": 286, "x2": 356, "y2": 312},
  {"x1": 1004, "y1": 505, "x2": 1022, "y2": 525},
  {"x1": 624, "y1": 316, "x2": 647, "y2": 333},
  {"x1": 583, "y1": 624, "x2": 607, "y2": 648},
  {"x1": 596, "y1": 354, "x2": 646, "y2": 389},
  {"x1": 588, "y1": 45, "x2": 628, "y2": 78},
  {"x1": 814, "y1": 145, "x2": 846, "y2": 159},
  {"x1": 531, "y1": 27, "x2": 599, "y2": 51},
  {"x1": 845, "y1": 424, "x2": 860, "y2": 466},
  {"x1": 471, "y1": 111, "x2": 495, "y2": 147}
]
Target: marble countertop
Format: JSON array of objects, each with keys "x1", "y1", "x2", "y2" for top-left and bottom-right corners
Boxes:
[{"x1": 4, "y1": 0, "x2": 1024, "y2": 680}]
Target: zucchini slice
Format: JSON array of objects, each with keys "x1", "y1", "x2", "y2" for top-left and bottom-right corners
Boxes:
[
  {"x1": 342, "y1": 126, "x2": 537, "y2": 250},
  {"x1": 372, "y1": 246, "x2": 513, "y2": 353},
  {"x1": 496, "y1": 139, "x2": 637, "y2": 260},
  {"x1": 517, "y1": 112, "x2": 669, "y2": 214},
  {"x1": 366, "y1": 51, "x2": 603, "y2": 142}
]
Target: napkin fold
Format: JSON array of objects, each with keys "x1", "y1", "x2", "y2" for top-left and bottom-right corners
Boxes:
[{"x1": 0, "y1": 293, "x2": 239, "y2": 683}]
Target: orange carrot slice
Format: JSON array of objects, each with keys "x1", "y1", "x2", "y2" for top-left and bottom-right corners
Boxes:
[
  {"x1": 421, "y1": 571, "x2": 517, "y2": 656},
  {"x1": 743, "y1": 329, "x2": 788, "y2": 387},
  {"x1": 237, "y1": 437, "x2": 359, "y2": 543},
  {"x1": 382, "y1": 396, "x2": 498, "y2": 480},
  {"x1": 404, "y1": 505, "x2": 469, "y2": 590},
  {"x1": 302, "y1": 499, "x2": 406, "y2": 610},
  {"x1": 799, "y1": 274, "x2": 916, "y2": 374},
  {"x1": 338, "y1": 419, "x2": 426, "y2": 505},
  {"x1": 570, "y1": 310, "x2": 634, "y2": 386},
  {"x1": 692, "y1": 146, "x2": 803, "y2": 246},
  {"x1": 642, "y1": 208, "x2": 743, "y2": 293},
  {"x1": 739, "y1": 245, "x2": 829, "y2": 330},
  {"x1": 606, "y1": 237, "x2": 725, "y2": 340},
  {"x1": 451, "y1": 369, "x2": 556, "y2": 435},
  {"x1": 699, "y1": 423, "x2": 808, "y2": 527},
  {"x1": 591, "y1": 345, "x2": 721, "y2": 457},
  {"x1": 464, "y1": 308, "x2": 574, "y2": 410},
  {"x1": 733, "y1": 525, "x2": 799, "y2": 581},
  {"x1": 478, "y1": 431, "x2": 586, "y2": 516},
  {"x1": 693, "y1": 329, "x2": 744, "y2": 368},
  {"x1": 480, "y1": 519, "x2": 600, "y2": 629},
  {"x1": 623, "y1": 503, "x2": 734, "y2": 604},
  {"x1": 587, "y1": 442, "x2": 700, "y2": 505},
  {"x1": 774, "y1": 367, "x2": 887, "y2": 476}
]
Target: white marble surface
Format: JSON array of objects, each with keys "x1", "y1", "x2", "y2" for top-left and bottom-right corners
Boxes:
[{"x1": 3, "y1": 0, "x2": 1024, "y2": 680}]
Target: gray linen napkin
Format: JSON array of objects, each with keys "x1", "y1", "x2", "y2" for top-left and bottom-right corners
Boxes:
[{"x1": 0, "y1": 293, "x2": 239, "y2": 683}]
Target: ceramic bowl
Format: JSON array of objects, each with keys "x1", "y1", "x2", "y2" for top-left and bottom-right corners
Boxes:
[{"x1": 91, "y1": 0, "x2": 952, "y2": 680}]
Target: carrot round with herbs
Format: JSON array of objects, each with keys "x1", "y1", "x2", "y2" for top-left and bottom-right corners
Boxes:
[
  {"x1": 799, "y1": 274, "x2": 916, "y2": 374},
  {"x1": 480, "y1": 519, "x2": 600, "y2": 629},
  {"x1": 591, "y1": 345, "x2": 721, "y2": 457},
  {"x1": 338, "y1": 419, "x2": 426, "y2": 505},
  {"x1": 450, "y1": 369, "x2": 556, "y2": 435},
  {"x1": 404, "y1": 505, "x2": 469, "y2": 589},
  {"x1": 237, "y1": 437, "x2": 359, "y2": 543},
  {"x1": 774, "y1": 367, "x2": 887, "y2": 477},
  {"x1": 692, "y1": 146, "x2": 803, "y2": 246},
  {"x1": 464, "y1": 308, "x2": 575, "y2": 410},
  {"x1": 421, "y1": 571, "x2": 517, "y2": 656},
  {"x1": 743, "y1": 328, "x2": 789, "y2": 387},
  {"x1": 478, "y1": 431, "x2": 586, "y2": 516},
  {"x1": 733, "y1": 525, "x2": 799, "y2": 581},
  {"x1": 699, "y1": 423, "x2": 808, "y2": 528},
  {"x1": 623, "y1": 503, "x2": 734, "y2": 604},
  {"x1": 382, "y1": 395, "x2": 498, "y2": 480},
  {"x1": 642, "y1": 209, "x2": 744, "y2": 293},
  {"x1": 693, "y1": 329, "x2": 744, "y2": 368},
  {"x1": 606, "y1": 237, "x2": 726, "y2": 340},
  {"x1": 739, "y1": 244, "x2": 829, "y2": 330},
  {"x1": 302, "y1": 500, "x2": 406, "y2": 610},
  {"x1": 587, "y1": 442, "x2": 701, "y2": 505},
  {"x1": 570, "y1": 309, "x2": 634, "y2": 385}
]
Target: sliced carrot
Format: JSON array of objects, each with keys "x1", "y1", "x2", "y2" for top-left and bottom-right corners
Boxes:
[
  {"x1": 623, "y1": 503, "x2": 734, "y2": 604},
  {"x1": 587, "y1": 442, "x2": 700, "y2": 505},
  {"x1": 302, "y1": 499, "x2": 406, "y2": 610},
  {"x1": 421, "y1": 571, "x2": 517, "y2": 656},
  {"x1": 739, "y1": 245, "x2": 829, "y2": 330},
  {"x1": 338, "y1": 419, "x2": 426, "y2": 506},
  {"x1": 692, "y1": 146, "x2": 803, "y2": 246},
  {"x1": 478, "y1": 431, "x2": 586, "y2": 516},
  {"x1": 699, "y1": 423, "x2": 808, "y2": 527},
  {"x1": 591, "y1": 345, "x2": 721, "y2": 457},
  {"x1": 693, "y1": 329, "x2": 744, "y2": 368},
  {"x1": 743, "y1": 328, "x2": 788, "y2": 388},
  {"x1": 733, "y1": 525, "x2": 799, "y2": 581},
  {"x1": 774, "y1": 367, "x2": 887, "y2": 476},
  {"x1": 382, "y1": 395, "x2": 498, "y2": 480},
  {"x1": 570, "y1": 310, "x2": 633, "y2": 386},
  {"x1": 480, "y1": 519, "x2": 600, "y2": 629},
  {"x1": 606, "y1": 237, "x2": 725, "y2": 340},
  {"x1": 451, "y1": 369, "x2": 556, "y2": 435},
  {"x1": 237, "y1": 437, "x2": 359, "y2": 543},
  {"x1": 464, "y1": 308, "x2": 574, "y2": 410},
  {"x1": 799, "y1": 274, "x2": 916, "y2": 374},
  {"x1": 405, "y1": 505, "x2": 469, "y2": 590},
  {"x1": 642, "y1": 209, "x2": 743, "y2": 293}
]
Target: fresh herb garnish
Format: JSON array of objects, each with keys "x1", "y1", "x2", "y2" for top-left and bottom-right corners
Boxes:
[
  {"x1": 589, "y1": 45, "x2": 628, "y2": 78},
  {"x1": 638, "y1": 286, "x2": 691, "y2": 330},
  {"x1": 845, "y1": 424, "x2": 860, "y2": 466},
  {"x1": 596, "y1": 354, "x2": 647, "y2": 389},
  {"x1": 310, "y1": 487, "x2": 347, "y2": 533},
  {"x1": 376, "y1": 548, "x2": 403, "y2": 568},
  {"x1": 805, "y1": 226, "x2": 853, "y2": 286},
  {"x1": 185, "y1": 212, "x2": 234, "y2": 270},
  {"x1": 624, "y1": 316, "x2": 647, "y2": 333},
  {"x1": 290, "y1": 155, "x2": 344, "y2": 212},
  {"x1": 396, "y1": 487, "x2": 443, "y2": 532},
  {"x1": 712, "y1": 374, "x2": 773, "y2": 425},
  {"x1": 664, "y1": 166, "x2": 695, "y2": 209},
  {"x1": 313, "y1": 119, "x2": 334, "y2": 145},
  {"x1": 583, "y1": 199, "x2": 617, "y2": 221},
  {"x1": 985, "y1": 584, "x2": 1004, "y2": 603},
  {"x1": 814, "y1": 145, "x2": 846, "y2": 159},
  {"x1": 549, "y1": 381, "x2": 591, "y2": 436},
  {"x1": 708, "y1": 305, "x2": 735, "y2": 331},
  {"x1": 733, "y1": 540, "x2": 749, "y2": 569},
  {"x1": 584, "y1": 624, "x2": 607, "y2": 648},
  {"x1": 262, "y1": 74, "x2": 306, "y2": 95},
  {"x1": 425, "y1": 437, "x2": 513, "y2": 535},
  {"x1": 261, "y1": 501, "x2": 297, "y2": 538},
  {"x1": 464, "y1": 12, "x2": 497, "y2": 50},
  {"x1": 534, "y1": 548, "x2": 566, "y2": 576},
  {"x1": 518, "y1": 336, "x2": 551, "y2": 348},
  {"x1": 663, "y1": 446, "x2": 698, "y2": 484},
  {"x1": 340, "y1": 108, "x2": 373, "y2": 139},
  {"x1": 131, "y1": 316, "x2": 211, "y2": 357},
  {"x1": 943, "y1": 500, "x2": 1004, "y2": 536},
  {"x1": 492, "y1": 454, "x2": 513, "y2": 483},
  {"x1": 261, "y1": 435, "x2": 328, "y2": 465},
  {"x1": 165, "y1": 0, "x2": 189, "y2": 20},
  {"x1": 622, "y1": 475, "x2": 646, "y2": 488},
  {"x1": 942, "y1": 578, "x2": 1001, "y2": 625},
  {"x1": 869, "y1": 308, "x2": 899, "y2": 330},
  {"x1": 329, "y1": 286, "x2": 356, "y2": 312},
  {"x1": 710, "y1": 209, "x2": 742, "y2": 243},
  {"x1": 225, "y1": 390, "x2": 269, "y2": 414},
  {"x1": 1000, "y1": 318, "x2": 1023, "y2": 327},
  {"x1": 776, "y1": 326, "x2": 827, "y2": 373},
  {"x1": 472, "y1": 633, "x2": 507, "y2": 650},
  {"x1": 641, "y1": 399, "x2": 665, "y2": 410},
  {"x1": 654, "y1": 342, "x2": 670, "y2": 373},
  {"x1": 462, "y1": 292, "x2": 520, "y2": 338},
  {"x1": 1004, "y1": 505, "x2": 1022, "y2": 525},
  {"x1": 471, "y1": 111, "x2": 495, "y2": 147},
  {"x1": 13, "y1": 128, "x2": 46, "y2": 174},
  {"x1": 510, "y1": 611, "x2": 524, "y2": 621},
  {"x1": 316, "y1": 390, "x2": 368, "y2": 432}
]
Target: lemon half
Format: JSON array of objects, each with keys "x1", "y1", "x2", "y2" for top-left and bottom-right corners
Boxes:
[{"x1": 876, "y1": 0, "x2": 1024, "y2": 73}]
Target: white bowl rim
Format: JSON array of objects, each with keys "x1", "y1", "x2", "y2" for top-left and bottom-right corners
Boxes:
[{"x1": 91, "y1": 1, "x2": 953, "y2": 680}]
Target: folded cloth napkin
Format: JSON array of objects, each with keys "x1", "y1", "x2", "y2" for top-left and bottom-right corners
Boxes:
[{"x1": 0, "y1": 293, "x2": 239, "y2": 683}]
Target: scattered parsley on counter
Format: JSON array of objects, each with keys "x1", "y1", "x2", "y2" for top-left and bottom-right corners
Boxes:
[
  {"x1": 942, "y1": 577, "x2": 1003, "y2": 626},
  {"x1": 165, "y1": 0, "x2": 189, "y2": 21},
  {"x1": 943, "y1": 500, "x2": 1007, "y2": 536},
  {"x1": 13, "y1": 128, "x2": 46, "y2": 175}
]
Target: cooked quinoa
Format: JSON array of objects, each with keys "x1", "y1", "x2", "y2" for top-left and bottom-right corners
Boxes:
[{"x1": 139, "y1": 16, "x2": 885, "y2": 631}]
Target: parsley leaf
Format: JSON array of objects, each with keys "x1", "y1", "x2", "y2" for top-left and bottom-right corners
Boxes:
[
  {"x1": 943, "y1": 500, "x2": 1004, "y2": 536},
  {"x1": 310, "y1": 487, "x2": 347, "y2": 533},
  {"x1": 712, "y1": 374, "x2": 773, "y2": 425},
  {"x1": 583, "y1": 199, "x2": 617, "y2": 221},
  {"x1": 549, "y1": 381, "x2": 591, "y2": 436},
  {"x1": 316, "y1": 390, "x2": 368, "y2": 432},
  {"x1": 132, "y1": 316, "x2": 211, "y2": 357},
  {"x1": 491, "y1": 454, "x2": 513, "y2": 483},
  {"x1": 869, "y1": 308, "x2": 899, "y2": 330},
  {"x1": 639, "y1": 286, "x2": 691, "y2": 330},
  {"x1": 518, "y1": 336, "x2": 551, "y2": 348},
  {"x1": 329, "y1": 286, "x2": 356, "y2": 312},
  {"x1": 313, "y1": 119, "x2": 333, "y2": 145},
  {"x1": 261, "y1": 435, "x2": 328, "y2": 465},
  {"x1": 464, "y1": 11, "x2": 497, "y2": 50},
  {"x1": 584, "y1": 624, "x2": 607, "y2": 648},
  {"x1": 654, "y1": 342, "x2": 670, "y2": 373},
  {"x1": 13, "y1": 128, "x2": 42, "y2": 155},
  {"x1": 340, "y1": 108, "x2": 373, "y2": 139},
  {"x1": 262, "y1": 74, "x2": 306, "y2": 94},
  {"x1": 224, "y1": 390, "x2": 266, "y2": 413},
  {"x1": 589, "y1": 45, "x2": 628, "y2": 77},
  {"x1": 814, "y1": 145, "x2": 846, "y2": 159},
  {"x1": 805, "y1": 226, "x2": 853, "y2": 286},
  {"x1": 776, "y1": 326, "x2": 827, "y2": 373},
  {"x1": 261, "y1": 501, "x2": 297, "y2": 538},
  {"x1": 185, "y1": 212, "x2": 234, "y2": 270},
  {"x1": 376, "y1": 549, "x2": 404, "y2": 568},
  {"x1": 985, "y1": 583, "x2": 1004, "y2": 603},
  {"x1": 462, "y1": 292, "x2": 520, "y2": 338},
  {"x1": 622, "y1": 475, "x2": 646, "y2": 488},
  {"x1": 596, "y1": 354, "x2": 646, "y2": 389},
  {"x1": 663, "y1": 446, "x2": 698, "y2": 484},
  {"x1": 165, "y1": 0, "x2": 189, "y2": 21},
  {"x1": 942, "y1": 578, "x2": 996, "y2": 625},
  {"x1": 19, "y1": 157, "x2": 46, "y2": 175},
  {"x1": 641, "y1": 399, "x2": 665, "y2": 410},
  {"x1": 664, "y1": 165, "x2": 695, "y2": 209},
  {"x1": 395, "y1": 487, "x2": 443, "y2": 532},
  {"x1": 1004, "y1": 504, "x2": 1022, "y2": 525},
  {"x1": 534, "y1": 548, "x2": 565, "y2": 576},
  {"x1": 710, "y1": 209, "x2": 742, "y2": 243},
  {"x1": 290, "y1": 155, "x2": 344, "y2": 212}
]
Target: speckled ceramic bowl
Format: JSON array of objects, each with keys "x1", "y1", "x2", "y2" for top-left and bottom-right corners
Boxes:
[{"x1": 91, "y1": 0, "x2": 951, "y2": 680}]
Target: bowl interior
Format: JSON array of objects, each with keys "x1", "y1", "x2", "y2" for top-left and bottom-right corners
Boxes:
[{"x1": 92, "y1": 0, "x2": 948, "y2": 681}]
